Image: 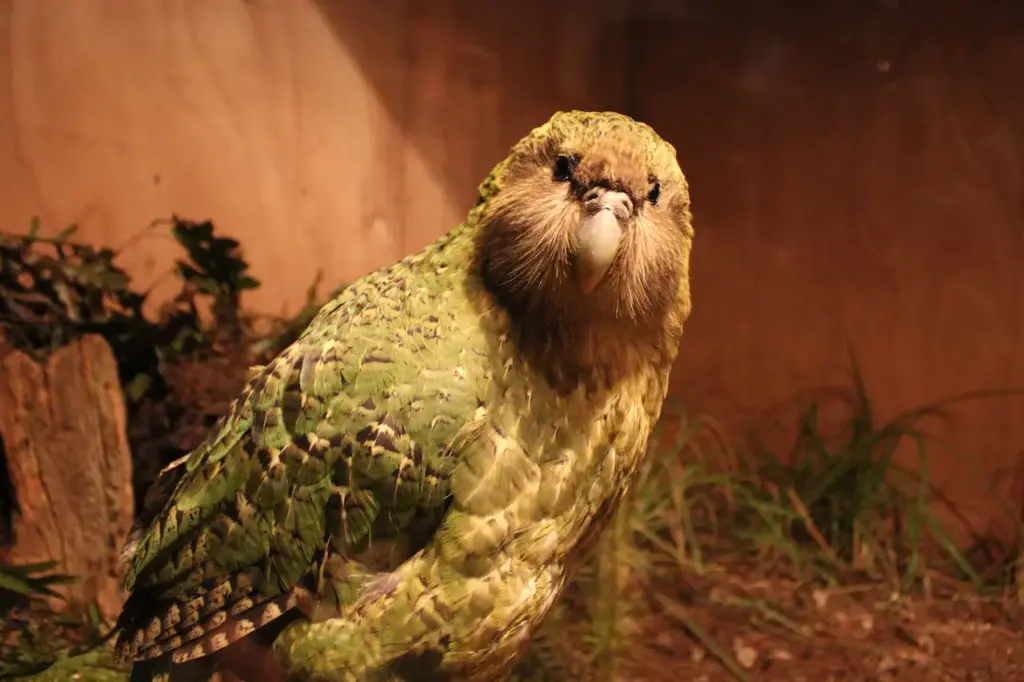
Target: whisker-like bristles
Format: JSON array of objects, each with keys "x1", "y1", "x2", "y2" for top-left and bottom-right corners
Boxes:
[
  {"x1": 612, "y1": 212, "x2": 682, "y2": 322},
  {"x1": 474, "y1": 114, "x2": 692, "y2": 376},
  {"x1": 483, "y1": 179, "x2": 577, "y2": 297}
]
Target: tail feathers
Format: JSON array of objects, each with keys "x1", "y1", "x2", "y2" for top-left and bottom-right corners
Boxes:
[
  {"x1": 169, "y1": 585, "x2": 314, "y2": 664},
  {"x1": 124, "y1": 589, "x2": 304, "y2": 682},
  {"x1": 115, "y1": 574, "x2": 259, "y2": 662},
  {"x1": 149, "y1": 576, "x2": 259, "y2": 650}
]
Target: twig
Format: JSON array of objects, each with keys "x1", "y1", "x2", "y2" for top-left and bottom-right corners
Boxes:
[
  {"x1": 786, "y1": 487, "x2": 841, "y2": 566},
  {"x1": 655, "y1": 593, "x2": 750, "y2": 682}
]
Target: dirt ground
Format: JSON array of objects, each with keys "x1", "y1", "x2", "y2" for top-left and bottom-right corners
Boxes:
[
  {"x1": 6, "y1": 346, "x2": 1018, "y2": 682},
  {"x1": 7, "y1": 563, "x2": 1024, "y2": 682},
  {"x1": 133, "y1": 357, "x2": 1024, "y2": 682},
  {"x1": 628, "y1": 576, "x2": 1024, "y2": 682}
]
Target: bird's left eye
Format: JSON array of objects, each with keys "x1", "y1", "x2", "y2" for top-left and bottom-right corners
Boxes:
[
  {"x1": 553, "y1": 155, "x2": 578, "y2": 183},
  {"x1": 647, "y1": 181, "x2": 661, "y2": 205}
]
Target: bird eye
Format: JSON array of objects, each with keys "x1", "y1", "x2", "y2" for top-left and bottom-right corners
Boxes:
[
  {"x1": 647, "y1": 181, "x2": 661, "y2": 205},
  {"x1": 552, "y1": 155, "x2": 578, "y2": 183}
]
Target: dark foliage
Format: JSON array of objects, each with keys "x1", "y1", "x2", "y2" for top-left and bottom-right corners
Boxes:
[{"x1": 0, "y1": 216, "x2": 259, "y2": 404}]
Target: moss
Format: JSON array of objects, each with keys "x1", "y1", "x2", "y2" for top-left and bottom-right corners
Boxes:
[{"x1": 20, "y1": 649, "x2": 130, "y2": 682}]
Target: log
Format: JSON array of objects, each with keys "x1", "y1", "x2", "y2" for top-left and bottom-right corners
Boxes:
[{"x1": 0, "y1": 334, "x2": 134, "y2": 621}]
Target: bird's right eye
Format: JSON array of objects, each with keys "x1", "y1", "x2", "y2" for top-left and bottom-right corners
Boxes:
[{"x1": 552, "y1": 155, "x2": 578, "y2": 183}]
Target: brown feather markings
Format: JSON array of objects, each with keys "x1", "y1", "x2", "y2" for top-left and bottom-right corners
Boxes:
[
  {"x1": 111, "y1": 110, "x2": 695, "y2": 680},
  {"x1": 475, "y1": 111, "x2": 693, "y2": 388}
]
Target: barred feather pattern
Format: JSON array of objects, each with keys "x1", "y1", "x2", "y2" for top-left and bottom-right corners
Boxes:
[
  {"x1": 112, "y1": 110, "x2": 694, "y2": 681},
  {"x1": 113, "y1": 225, "x2": 486, "y2": 669}
]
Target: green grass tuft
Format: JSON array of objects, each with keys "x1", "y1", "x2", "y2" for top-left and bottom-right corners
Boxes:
[
  {"x1": 0, "y1": 562, "x2": 112, "y2": 680},
  {"x1": 520, "y1": 352, "x2": 1024, "y2": 681}
]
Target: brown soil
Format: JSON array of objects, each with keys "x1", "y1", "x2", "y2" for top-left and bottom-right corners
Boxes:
[
  {"x1": 9, "y1": 341, "x2": 1018, "y2": 682},
  {"x1": 629, "y1": 574, "x2": 1024, "y2": 682}
]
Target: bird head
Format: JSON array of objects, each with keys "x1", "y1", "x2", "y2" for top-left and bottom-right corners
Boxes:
[{"x1": 476, "y1": 111, "x2": 693, "y2": 338}]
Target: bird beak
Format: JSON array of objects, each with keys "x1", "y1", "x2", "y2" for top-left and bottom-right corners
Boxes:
[{"x1": 575, "y1": 189, "x2": 632, "y2": 294}]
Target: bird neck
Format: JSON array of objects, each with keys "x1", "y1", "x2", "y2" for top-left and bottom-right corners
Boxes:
[{"x1": 422, "y1": 213, "x2": 685, "y2": 394}]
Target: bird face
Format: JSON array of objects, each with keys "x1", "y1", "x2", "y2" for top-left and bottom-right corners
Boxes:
[{"x1": 477, "y1": 111, "x2": 693, "y2": 332}]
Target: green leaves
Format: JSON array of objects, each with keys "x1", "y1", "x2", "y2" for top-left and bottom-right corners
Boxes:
[
  {"x1": 0, "y1": 562, "x2": 109, "y2": 680},
  {"x1": 0, "y1": 215, "x2": 260, "y2": 406},
  {"x1": 0, "y1": 223, "x2": 133, "y2": 355},
  {"x1": 0, "y1": 562, "x2": 74, "y2": 606},
  {"x1": 172, "y1": 219, "x2": 260, "y2": 298},
  {"x1": 170, "y1": 219, "x2": 260, "y2": 344}
]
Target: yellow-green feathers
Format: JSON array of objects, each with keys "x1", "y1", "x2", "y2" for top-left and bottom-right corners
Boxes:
[
  {"x1": 114, "y1": 228, "x2": 485, "y2": 667},
  {"x1": 113, "y1": 110, "x2": 693, "y2": 681}
]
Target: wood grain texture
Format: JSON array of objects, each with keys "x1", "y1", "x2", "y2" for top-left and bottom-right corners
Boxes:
[
  {"x1": 3, "y1": 0, "x2": 1023, "y2": 535},
  {"x1": 634, "y1": 1, "x2": 1024, "y2": 537},
  {"x1": 0, "y1": 0, "x2": 626, "y2": 313},
  {"x1": 0, "y1": 336, "x2": 134, "y2": 620}
]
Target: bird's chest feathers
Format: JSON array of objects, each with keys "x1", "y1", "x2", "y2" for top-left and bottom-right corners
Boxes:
[
  {"x1": 551, "y1": 389, "x2": 651, "y2": 562},
  {"x1": 480, "y1": 373, "x2": 657, "y2": 566}
]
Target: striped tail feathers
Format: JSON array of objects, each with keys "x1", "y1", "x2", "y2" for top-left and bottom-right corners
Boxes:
[
  {"x1": 166, "y1": 584, "x2": 315, "y2": 665},
  {"x1": 117, "y1": 444, "x2": 333, "y2": 663},
  {"x1": 114, "y1": 570, "x2": 315, "y2": 664},
  {"x1": 115, "y1": 574, "x2": 250, "y2": 662},
  {"x1": 115, "y1": 506, "x2": 331, "y2": 667}
]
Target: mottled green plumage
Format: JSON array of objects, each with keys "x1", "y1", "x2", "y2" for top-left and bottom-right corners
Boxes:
[{"x1": 113, "y1": 110, "x2": 694, "y2": 681}]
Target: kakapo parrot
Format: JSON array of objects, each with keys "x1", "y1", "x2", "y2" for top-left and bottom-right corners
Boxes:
[{"x1": 112, "y1": 110, "x2": 695, "y2": 682}]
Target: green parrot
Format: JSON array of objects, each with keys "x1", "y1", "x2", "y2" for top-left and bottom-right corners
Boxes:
[{"x1": 111, "y1": 110, "x2": 695, "y2": 681}]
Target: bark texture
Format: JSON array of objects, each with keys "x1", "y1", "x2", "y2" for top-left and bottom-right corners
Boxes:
[{"x1": 0, "y1": 334, "x2": 134, "y2": 620}]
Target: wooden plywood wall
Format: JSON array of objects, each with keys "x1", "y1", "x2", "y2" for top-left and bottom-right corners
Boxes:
[
  {"x1": 0, "y1": 0, "x2": 628, "y2": 313},
  {"x1": 634, "y1": 0, "x2": 1024, "y2": 535},
  {"x1": 2, "y1": 0, "x2": 1023, "y2": 532}
]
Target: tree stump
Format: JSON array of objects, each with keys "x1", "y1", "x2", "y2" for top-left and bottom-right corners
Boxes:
[{"x1": 0, "y1": 334, "x2": 134, "y2": 621}]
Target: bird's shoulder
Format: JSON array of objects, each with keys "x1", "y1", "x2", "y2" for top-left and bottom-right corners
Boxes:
[{"x1": 121, "y1": 254, "x2": 492, "y2": 590}]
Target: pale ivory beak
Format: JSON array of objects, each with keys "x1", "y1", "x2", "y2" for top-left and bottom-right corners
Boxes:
[{"x1": 576, "y1": 188, "x2": 632, "y2": 294}]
